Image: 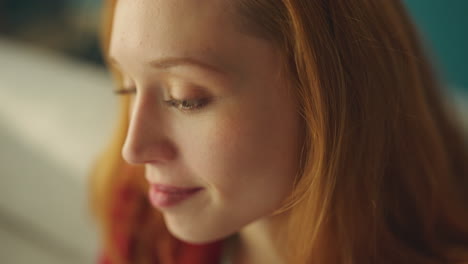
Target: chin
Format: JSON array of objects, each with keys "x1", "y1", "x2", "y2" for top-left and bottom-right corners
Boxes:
[{"x1": 163, "y1": 216, "x2": 235, "y2": 245}]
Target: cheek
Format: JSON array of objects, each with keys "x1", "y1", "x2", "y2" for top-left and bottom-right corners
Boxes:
[
  {"x1": 183, "y1": 98, "x2": 301, "y2": 205},
  {"x1": 183, "y1": 114, "x2": 253, "y2": 191}
]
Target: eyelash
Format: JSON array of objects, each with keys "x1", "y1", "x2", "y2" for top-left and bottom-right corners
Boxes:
[
  {"x1": 113, "y1": 87, "x2": 210, "y2": 112},
  {"x1": 163, "y1": 98, "x2": 209, "y2": 112},
  {"x1": 113, "y1": 87, "x2": 136, "y2": 95}
]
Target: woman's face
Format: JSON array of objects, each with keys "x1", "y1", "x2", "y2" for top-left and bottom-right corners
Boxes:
[{"x1": 110, "y1": 0, "x2": 302, "y2": 243}]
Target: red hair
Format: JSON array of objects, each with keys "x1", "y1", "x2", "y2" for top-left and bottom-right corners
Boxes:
[{"x1": 90, "y1": 0, "x2": 468, "y2": 263}]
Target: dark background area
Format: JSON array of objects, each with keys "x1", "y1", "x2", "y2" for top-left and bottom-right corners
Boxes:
[{"x1": 0, "y1": 0, "x2": 103, "y2": 65}]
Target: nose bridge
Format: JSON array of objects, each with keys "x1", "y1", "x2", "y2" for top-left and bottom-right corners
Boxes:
[{"x1": 122, "y1": 91, "x2": 176, "y2": 164}]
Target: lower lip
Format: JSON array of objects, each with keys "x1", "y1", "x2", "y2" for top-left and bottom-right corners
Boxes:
[{"x1": 148, "y1": 186, "x2": 202, "y2": 209}]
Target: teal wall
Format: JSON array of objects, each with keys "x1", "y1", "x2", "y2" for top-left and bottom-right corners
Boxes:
[{"x1": 403, "y1": 0, "x2": 468, "y2": 93}]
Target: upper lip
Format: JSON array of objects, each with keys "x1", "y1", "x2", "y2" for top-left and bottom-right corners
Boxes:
[{"x1": 151, "y1": 183, "x2": 203, "y2": 194}]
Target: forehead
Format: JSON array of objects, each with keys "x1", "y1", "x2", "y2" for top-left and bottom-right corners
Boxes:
[{"x1": 109, "y1": 0, "x2": 239, "y2": 69}]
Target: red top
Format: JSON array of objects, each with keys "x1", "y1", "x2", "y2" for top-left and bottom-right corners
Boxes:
[
  {"x1": 97, "y1": 242, "x2": 223, "y2": 264},
  {"x1": 97, "y1": 181, "x2": 224, "y2": 264}
]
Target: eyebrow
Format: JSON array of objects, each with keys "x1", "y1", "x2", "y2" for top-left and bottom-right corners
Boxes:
[{"x1": 108, "y1": 55, "x2": 227, "y2": 76}]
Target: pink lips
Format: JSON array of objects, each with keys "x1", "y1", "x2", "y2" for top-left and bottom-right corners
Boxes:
[{"x1": 148, "y1": 184, "x2": 202, "y2": 209}]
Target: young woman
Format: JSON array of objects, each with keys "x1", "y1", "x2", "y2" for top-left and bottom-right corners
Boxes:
[{"x1": 90, "y1": 0, "x2": 468, "y2": 263}]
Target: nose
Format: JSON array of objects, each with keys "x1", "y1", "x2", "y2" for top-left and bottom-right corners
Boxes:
[{"x1": 121, "y1": 92, "x2": 177, "y2": 165}]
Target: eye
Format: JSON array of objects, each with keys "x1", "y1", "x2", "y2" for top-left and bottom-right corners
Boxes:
[
  {"x1": 113, "y1": 87, "x2": 136, "y2": 96},
  {"x1": 164, "y1": 97, "x2": 210, "y2": 112}
]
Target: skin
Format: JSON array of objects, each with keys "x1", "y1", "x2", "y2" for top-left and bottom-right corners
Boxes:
[{"x1": 109, "y1": 0, "x2": 302, "y2": 263}]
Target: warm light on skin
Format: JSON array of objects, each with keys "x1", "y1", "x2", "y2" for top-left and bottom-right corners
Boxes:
[{"x1": 109, "y1": 0, "x2": 302, "y2": 262}]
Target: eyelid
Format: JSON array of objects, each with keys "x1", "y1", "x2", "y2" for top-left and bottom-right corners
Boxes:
[
  {"x1": 113, "y1": 87, "x2": 136, "y2": 95},
  {"x1": 112, "y1": 85, "x2": 212, "y2": 112},
  {"x1": 163, "y1": 97, "x2": 211, "y2": 112}
]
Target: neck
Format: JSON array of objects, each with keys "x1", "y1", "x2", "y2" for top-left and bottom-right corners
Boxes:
[{"x1": 230, "y1": 214, "x2": 286, "y2": 264}]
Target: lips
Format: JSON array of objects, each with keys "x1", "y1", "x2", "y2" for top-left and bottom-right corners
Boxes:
[{"x1": 148, "y1": 184, "x2": 203, "y2": 209}]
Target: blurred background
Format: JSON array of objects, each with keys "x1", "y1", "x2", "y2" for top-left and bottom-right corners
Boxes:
[{"x1": 0, "y1": 0, "x2": 466, "y2": 263}]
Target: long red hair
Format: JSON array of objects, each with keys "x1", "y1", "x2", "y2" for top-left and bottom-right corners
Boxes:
[{"x1": 90, "y1": 0, "x2": 468, "y2": 263}]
